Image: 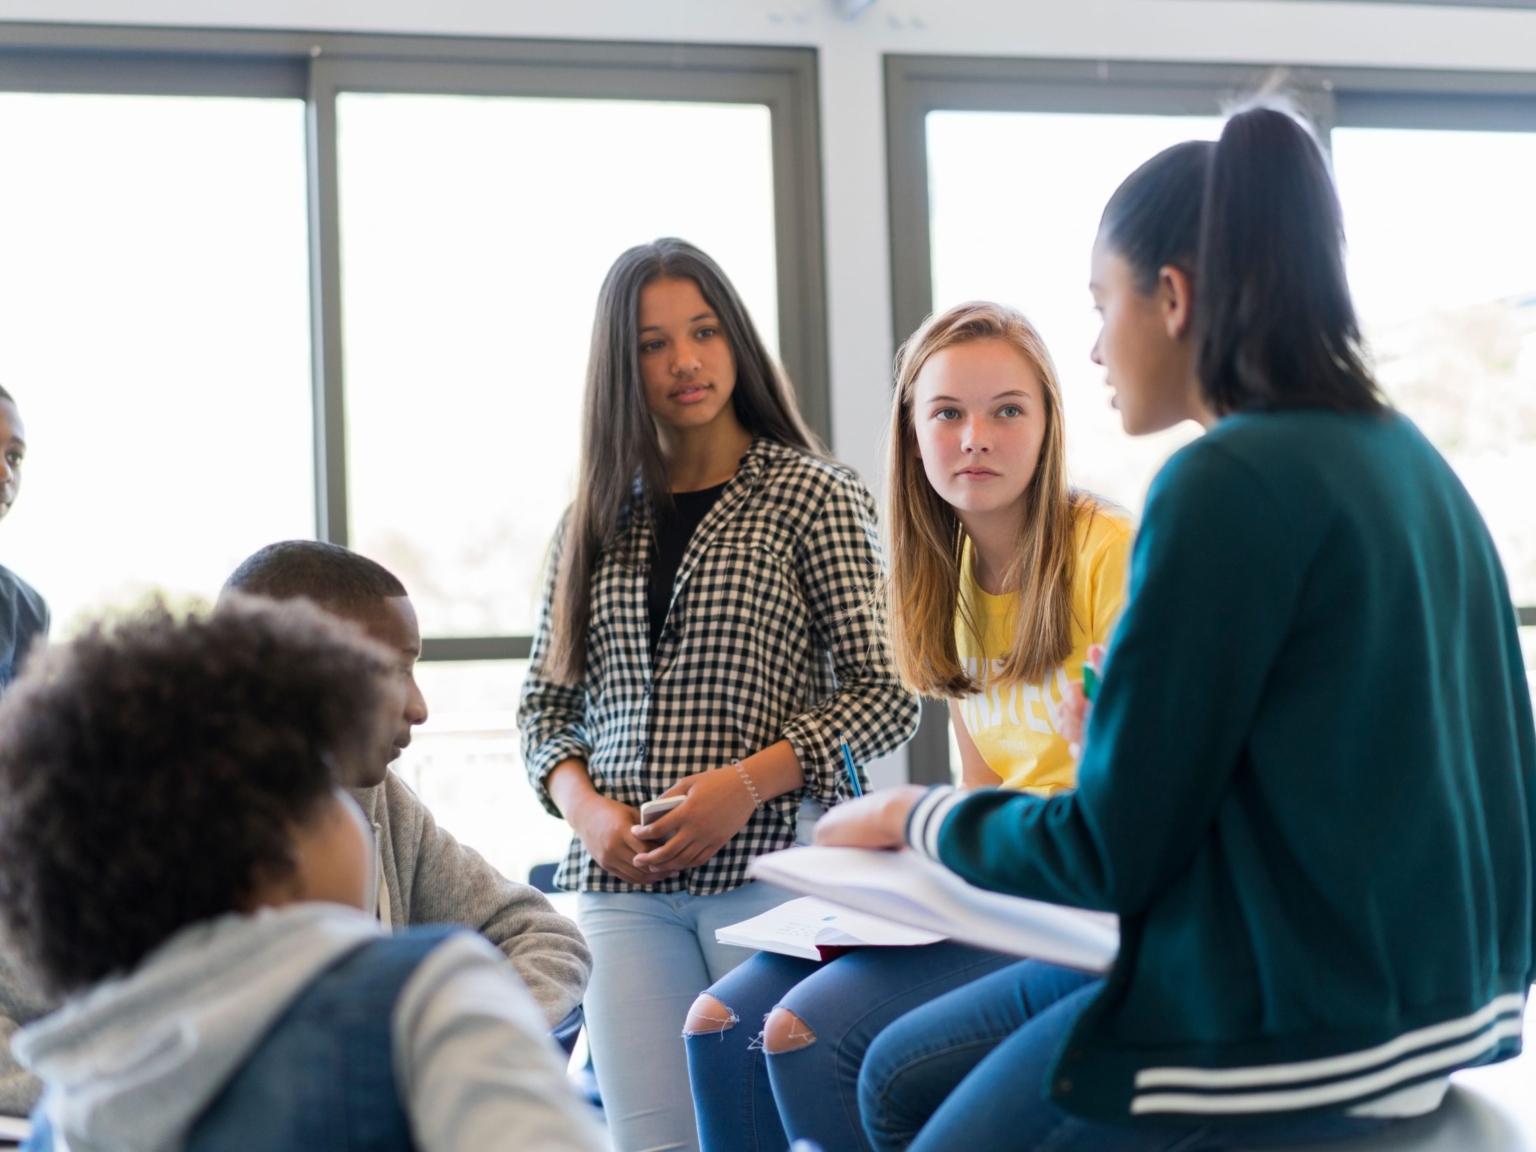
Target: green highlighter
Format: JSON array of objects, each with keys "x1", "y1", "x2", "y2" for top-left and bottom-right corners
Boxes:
[{"x1": 1082, "y1": 664, "x2": 1101, "y2": 703}]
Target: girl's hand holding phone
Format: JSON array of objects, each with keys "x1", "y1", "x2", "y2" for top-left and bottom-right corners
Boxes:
[
  {"x1": 569, "y1": 793, "x2": 680, "y2": 885},
  {"x1": 631, "y1": 767, "x2": 758, "y2": 873}
]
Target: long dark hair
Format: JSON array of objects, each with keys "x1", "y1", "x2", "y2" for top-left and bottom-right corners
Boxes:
[
  {"x1": 545, "y1": 238, "x2": 824, "y2": 684},
  {"x1": 1099, "y1": 104, "x2": 1386, "y2": 417}
]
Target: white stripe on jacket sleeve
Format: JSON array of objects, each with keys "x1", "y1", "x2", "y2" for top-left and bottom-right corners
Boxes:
[{"x1": 905, "y1": 786, "x2": 967, "y2": 861}]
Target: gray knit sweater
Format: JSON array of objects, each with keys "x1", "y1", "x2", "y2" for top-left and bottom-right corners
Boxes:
[{"x1": 0, "y1": 770, "x2": 591, "y2": 1117}]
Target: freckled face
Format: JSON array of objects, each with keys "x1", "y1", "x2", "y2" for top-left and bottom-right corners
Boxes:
[
  {"x1": 636, "y1": 277, "x2": 738, "y2": 433},
  {"x1": 911, "y1": 338, "x2": 1047, "y2": 519}
]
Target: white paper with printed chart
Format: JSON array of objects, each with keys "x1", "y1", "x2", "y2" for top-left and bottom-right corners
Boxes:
[{"x1": 749, "y1": 847, "x2": 1119, "y2": 973}]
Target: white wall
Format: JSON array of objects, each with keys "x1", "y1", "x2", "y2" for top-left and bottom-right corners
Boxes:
[{"x1": 3, "y1": 0, "x2": 1532, "y2": 786}]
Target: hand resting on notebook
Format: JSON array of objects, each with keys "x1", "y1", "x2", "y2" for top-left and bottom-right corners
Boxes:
[{"x1": 812, "y1": 785, "x2": 928, "y2": 851}]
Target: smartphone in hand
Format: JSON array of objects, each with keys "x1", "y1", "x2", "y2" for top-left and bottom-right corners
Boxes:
[{"x1": 639, "y1": 795, "x2": 686, "y2": 827}]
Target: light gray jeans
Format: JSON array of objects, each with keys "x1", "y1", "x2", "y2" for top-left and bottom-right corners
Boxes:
[{"x1": 577, "y1": 882, "x2": 793, "y2": 1152}]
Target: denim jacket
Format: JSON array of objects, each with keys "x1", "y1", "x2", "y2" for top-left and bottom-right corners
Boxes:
[
  {"x1": 17, "y1": 906, "x2": 604, "y2": 1152},
  {"x1": 186, "y1": 928, "x2": 454, "y2": 1151}
]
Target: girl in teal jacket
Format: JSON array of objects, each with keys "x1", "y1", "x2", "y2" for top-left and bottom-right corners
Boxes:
[{"x1": 818, "y1": 105, "x2": 1535, "y2": 1152}]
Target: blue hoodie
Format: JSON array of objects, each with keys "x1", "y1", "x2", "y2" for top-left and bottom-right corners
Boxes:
[{"x1": 0, "y1": 564, "x2": 47, "y2": 691}]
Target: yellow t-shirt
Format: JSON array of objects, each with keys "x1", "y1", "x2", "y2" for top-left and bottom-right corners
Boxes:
[{"x1": 954, "y1": 500, "x2": 1135, "y2": 794}]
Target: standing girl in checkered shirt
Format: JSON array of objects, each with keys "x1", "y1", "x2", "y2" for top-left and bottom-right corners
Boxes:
[
  {"x1": 683, "y1": 301, "x2": 1134, "y2": 1152},
  {"x1": 517, "y1": 238, "x2": 919, "y2": 1152}
]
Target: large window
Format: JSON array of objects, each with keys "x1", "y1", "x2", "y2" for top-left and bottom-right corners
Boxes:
[
  {"x1": 389, "y1": 660, "x2": 572, "y2": 887},
  {"x1": 0, "y1": 92, "x2": 314, "y2": 628},
  {"x1": 0, "y1": 29, "x2": 826, "y2": 889},
  {"x1": 887, "y1": 58, "x2": 1536, "y2": 780},
  {"x1": 337, "y1": 93, "x2": 778, "y2": 639},
  {"x1": 1332, "y1": 125, "x2": 1536, "y2": 607},
  {"x1": 927, "y1": 110, "x2": 1221, "y2": 513}
]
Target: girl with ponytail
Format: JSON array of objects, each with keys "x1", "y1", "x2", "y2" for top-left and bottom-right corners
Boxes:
[{"x1": 817, "y1": 106, "x2": 1534, "y2": 1151}]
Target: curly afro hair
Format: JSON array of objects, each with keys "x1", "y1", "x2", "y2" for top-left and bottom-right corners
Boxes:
[{"x1": 0, "y1": 597, "x2": 394, "y2": 998}]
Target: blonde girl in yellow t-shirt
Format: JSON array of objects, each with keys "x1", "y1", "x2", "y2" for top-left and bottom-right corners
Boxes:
[
  {"x1": 683, "y1": 300, "x2": 1130, "y2": 1152},
  {"x1": 887, "y1": 300, "x2": 1133, "y2": 793}
]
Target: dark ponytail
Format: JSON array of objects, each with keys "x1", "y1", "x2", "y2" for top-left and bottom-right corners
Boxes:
[
  {"x1": 1099, "y1": 140, "x2": 1213, "y2": 294},
  {"x1": 1197, "y1": 107, "x2": 1384, "y2": 416},
  {"x1": 1100, "y1": 104, "x2": 1386, "y2": 418}
]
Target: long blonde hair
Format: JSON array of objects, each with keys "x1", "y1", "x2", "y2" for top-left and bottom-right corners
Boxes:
[{"x1": 886, "y1": 301, "x2": 1090, "y2": 697}]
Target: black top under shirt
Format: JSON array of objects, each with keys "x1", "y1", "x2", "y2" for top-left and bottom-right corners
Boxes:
[{"x1": 648, "y1": 481, "x2": 728, "y2": 658}]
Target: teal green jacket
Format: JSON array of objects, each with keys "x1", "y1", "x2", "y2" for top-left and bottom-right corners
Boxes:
[{"x1": 909, "y1": 410, "x2": 1535, "y2": 1122}]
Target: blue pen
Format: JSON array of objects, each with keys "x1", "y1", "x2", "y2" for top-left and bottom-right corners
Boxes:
[{"x1": 839, "y1": 734, "x2": 864, "y2": 797}]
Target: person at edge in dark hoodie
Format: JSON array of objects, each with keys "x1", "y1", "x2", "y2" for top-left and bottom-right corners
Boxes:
[{"x1": 0, "y1": 384, "x2": 48, "y2": 694}]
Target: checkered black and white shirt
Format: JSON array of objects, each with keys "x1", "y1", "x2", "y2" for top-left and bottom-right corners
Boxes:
[{"x1": 519, "y1": 438, "x2": 920, "y2": 894}]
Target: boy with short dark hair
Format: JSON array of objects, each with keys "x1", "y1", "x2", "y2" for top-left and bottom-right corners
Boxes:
[
  {"x1": 0, "y1": 600, "x2": 604, "y2": 1151},
  {"x1": 220, "y1": 541, "x2": 591, "y2": 1018}
]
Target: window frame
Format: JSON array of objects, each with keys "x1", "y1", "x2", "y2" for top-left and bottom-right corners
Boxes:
[
  {"x1": 0, "y1": 22, "x2": 830, "y2": 665},
  {"x1": 885, "y1": 53, "x2": 1536, "y2": 780},
  {"x1": 1185, "y1": 0, "x2": 1536, "y2": 7}
]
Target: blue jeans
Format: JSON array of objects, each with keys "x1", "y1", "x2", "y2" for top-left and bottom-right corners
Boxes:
[
  {"x1": 860, "y1": 960, "x2": 1399, "y2": 1152},
  {"x1": 577, "y1": 883, "x2": 793, "y2": 1152},
  {"x1": 686, "y1": 941, "x2": 1017, "y2": 1152}
]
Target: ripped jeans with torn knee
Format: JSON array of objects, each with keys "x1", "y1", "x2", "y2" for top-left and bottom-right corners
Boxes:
[{"x1": 685, "y1": 941, "x2": 1018, "y2": 1152}]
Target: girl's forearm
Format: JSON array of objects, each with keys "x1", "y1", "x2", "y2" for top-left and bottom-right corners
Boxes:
[
  {"x1": 738, "y1": 739, "x2": 804, "y2": 803},
  {"x1": 546, "y1": 759, "x2": 599, "y2": 819},
  {"x1": 950, "y1": 700, "x2": 1003, "y2": 789}
]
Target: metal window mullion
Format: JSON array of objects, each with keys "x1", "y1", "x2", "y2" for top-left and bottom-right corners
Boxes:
[
  {"x1": 884, "y1": 61, "x2": 939, "y2": 356},
  {"x1": 306, "y1": 56, "x2": 350, "y2": 546},
  {"x1": 767, "y1": 51, "x2": 832, "y2": 446},
  {"x1": 884, "y1": 64, "x2": 952, "y2": 787},
  {"x1": 1314, "y1": 82, "x2": 1339, "y2": 164},
  {"x1": 421, "y1": 637, "x2": 534, "y2": 662}
]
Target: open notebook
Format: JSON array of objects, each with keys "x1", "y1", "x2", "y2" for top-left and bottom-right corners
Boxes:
[
  {"x1": 716, "y1": 896, "x2": 944, "y2": 960},
  {"x1": 747, "y1": 846, "x2": 1119, "y2": 974}
]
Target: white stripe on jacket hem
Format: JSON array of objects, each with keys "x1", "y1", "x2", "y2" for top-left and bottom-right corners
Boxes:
[
  {"x1": 1135, "y1": 991, "x2": 1526, "y2": 1090},
  {"x1": 1131, "y1": 995, "x2": 1524, "y2": 1116}
]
